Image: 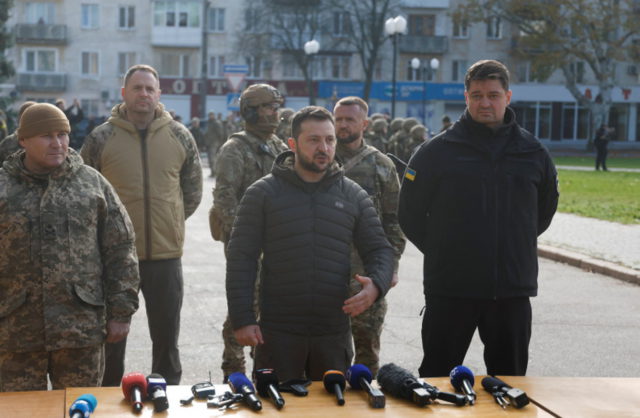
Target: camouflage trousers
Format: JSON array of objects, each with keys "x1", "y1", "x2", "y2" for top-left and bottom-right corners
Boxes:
[
  {"x1": 350, "y1": 277, "x2": 388, "y2": 377},
  {"x1": 0, "y1": 344, "x2": 104, "y2": 392}
]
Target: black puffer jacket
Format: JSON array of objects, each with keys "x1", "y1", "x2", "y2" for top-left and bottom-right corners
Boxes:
[
  {"x1": 227, "y1": 151, "x2": 394, "y2": 336},
  {"x1": 399, "y1": 108, "x2": 558, "y2": 299}
]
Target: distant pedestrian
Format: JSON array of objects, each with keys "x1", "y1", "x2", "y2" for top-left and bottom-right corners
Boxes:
[
  {"x1": 594, "y1": 124, "x2": 613, "y2": 171},
  {"x1": 0, "y1": 101, "x2": 36, "y2": 166},
  {"x1": 440, "y1": 115, "x2": 452, "y2": 132}
]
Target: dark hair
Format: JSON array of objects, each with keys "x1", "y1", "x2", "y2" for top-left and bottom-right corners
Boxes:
[
  {"x1": 291, "y1": 106, "x2": 335, "y2": 140},
  {"x1": 464, "y1": 59, "x2": 510, "y2": 91},
  {"x1": 335, "y1": 96, "x2": 368, "y2": 115},
  {"x1": 123, "y1": 64, "x2": 159, "y2": 87}
]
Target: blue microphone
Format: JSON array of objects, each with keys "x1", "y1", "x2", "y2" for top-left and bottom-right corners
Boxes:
[
  {"x1": 68, "y1": 394, "x2": 97, "y2": 418},
  {"x1": 346, "y1": 364, "x2": 385, "y2": 408},
  {"x1": 450, "y1": 365, "x2": 476, "y2": 405},
  {"x1": 146, "y1": 373, "x2": 169, "y2": 412},
  {"x1": 228, "y1": 372, "x2": 262, "y2": 411}
]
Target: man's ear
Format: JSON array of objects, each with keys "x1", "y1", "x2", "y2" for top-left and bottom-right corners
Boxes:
[{"x1": 288, "y1": 137, "x2": 296, "y2": 151}]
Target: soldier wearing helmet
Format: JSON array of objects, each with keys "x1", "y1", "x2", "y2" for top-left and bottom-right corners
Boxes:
[
  {"x1": 210, "y1": 83, "x2": 289, "y2": 379},
  {"x1": 275, "y1": 107, "x2": 295, "y2": 141},
  {"x1": 366, "y1": 118, "x2": 388, "y2": 152}
]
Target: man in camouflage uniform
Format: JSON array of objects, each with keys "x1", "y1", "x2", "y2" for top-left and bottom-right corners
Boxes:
[
  {"x1": 0, "y1": 103, "x2": 139, "y2": 391},
  {"x1": 210, "y1": 84, "x2": 289, "y2": 379},
  {"x1": 189, "y1": 117, "x2": 204, "y2": 151},
  {"x1": 397, "y1": 124, "x2": 427, "y2": 163},
  {"x1": 81, "y1": 64, "x2": 202, "y2": 386},
  {"x1": 389, "y1": 117, "x2": 419, "y2": 158},
  {"x1": 0, "y1": 101, "x2": 36, "y2": 166},
  {"x1": 385, "y1": 117, "x2": 404, "y2": 154},
  {"x1": 333, "y1": 97, "x2": 405, "y2": 376},
  {"x1": 275, "y1": 107, "x2": 295, "y2": 142},
  {"x1": 202, "y1": 112, "x2": 225, "y2": 177},
  {"x1": 366, "y1": 118, "x2": 388, "y2": 153}
]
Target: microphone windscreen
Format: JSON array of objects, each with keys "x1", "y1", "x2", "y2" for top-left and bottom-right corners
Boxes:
[
  {"x1": 322, "y1": 370, "x2": 346, "y2": 392},
  {"x1": 450, "y1": 365, "x2": 475, "y2": 389},
  {"x1": 121, "y1": 372, "x2": 148, "y2": 401},
  {"x1": 481, "y1": 376, "x2": 506, "y2": 391},
  {"x1": 73, "y1": 393, "x2": 98, "y2": 412},
  {"x1": 146, "y1": 373, "x2": 167, "y2": 394},
  {"x1": 346, "y1": 364, "x2": 372, "y2": 389},
  {"x1": 254, "y1": 369, "x2": 280, "y2": 397},
  {"x1": 377, "y1": 363, "x2": 420, "y2": 399},
  {"x1": 229, "y1": 372, "x2": 255, "y2": 393}
]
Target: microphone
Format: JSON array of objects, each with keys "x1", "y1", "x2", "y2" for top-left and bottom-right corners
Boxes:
[
  {"x1": 346, "y1": 364, "x2": 385, "y2": 408},
  {"x1": 377, "y1": 363, "x2": 434, "y2": 406},
  {"x1": 68, "y1": 394, "x2": 97, "y2": 418},
  {"x1": 482, "y1": 376, "x2": 530, "y2": 409},
  {"x1": 228, "y1": 372, "x2": 263, "y2": 411},
  {"x1": 322, "y1": 370, "x2": 346, "y2": 406},
  {"x1": 146, "y1": 373, "x2": 169, "y2": 412},
  {"x1": 449, "y1": 365, "x2": 476, "y2": 405},
  {"x1": 121, "y1": 372, "x2": 147, "y2": 413},
  {"x1": 254, "y1": 368, "x2": 285, "y2": 409}
]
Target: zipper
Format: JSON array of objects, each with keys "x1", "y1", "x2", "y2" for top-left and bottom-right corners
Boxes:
[{"x1": 141, "y1": 133, "x2": 152, "y2": 259}]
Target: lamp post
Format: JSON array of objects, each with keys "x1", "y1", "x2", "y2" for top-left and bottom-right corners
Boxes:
[
  {"x1": 304, "y1": 39, "x2": 320, "y2": 105},
  {"x1": 411, "y1": 57, "x2": 440, "y2": 127},
  {"x1": 385, "y1": 16, "x2": 407, "y2": 119}
]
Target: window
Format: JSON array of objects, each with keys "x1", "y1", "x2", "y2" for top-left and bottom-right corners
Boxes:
[
  {"x1": 160, "y1": 53, "x2": 192, "y2": 77},
  {"x1": 25, "y1": 2, "x2": 55, "y2": 24},
  {"x1": 452, "y1": 60, "x2": 467, "y2": 82},
  {"x1": 513, "y1": 102, "x2": 552, "y2": 140},
  {"x1": 81, "y1": 4, "x2": 100, "y2": 29},
  {"x1": 282, "y1": 54, "x2": 303, "y2": 79},
  {"x1": 118, "y1": 6, "x2": 135, "y2": 29},
  {"x1": 244, "y1": 8, "x2": 260, "y2": 32},
  {"x1": 561, "y1": 103, "x2": 590, "y2": 140},
  {"x1": 568, "y1": 61, "x2": 585, "y2": 84},
  {"x1": 245, "y1": 56, "x2": 262, "y2": 78},
  {"x1": 486, "y1": 16, "x2": 501, "y2": 39},
  {"x1": 208, "y1": 7, "x2": 225, "y2": 32},
  {"x1": 407, "y1": 60, "x2": 436, "y2": 81},
  {"x1": 208, "y1": 55, "x2": 225, "y2": 77},
  {"x1": 318, "y1": 55, "x2": 350, "y2": 80},
  {"x1": 81, "y1": 51, "x2": 99, "y2": 77},
  {"x1": 452, "y1": 19, "x2": 468, "y2": 38},
  {"x1": 407, "y1": 60, "x2": 419, "y2": 81},
  {"x1": 117, "y1": 52, "x2": 136, "y2": 75},
  {"x1": 24, "y1": 49, "x2": 56, "y2": 72},
  {"x1": 154, "y1": 1, "x2": 200, "y2": 28},
  {"x1": 333, "y1": 12, "x2": 351, "y2": 36},
  {"x1": 409, "y1": 15, "x2": 435, "y2": 36}
]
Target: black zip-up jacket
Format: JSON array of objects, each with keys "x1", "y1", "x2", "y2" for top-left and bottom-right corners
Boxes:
[
  {"x1": 398, "y1": 108, "x2": 558, "y2": 299},
  {"x1": 226, "y1": 151, "x2": 394, "y2": 336}
]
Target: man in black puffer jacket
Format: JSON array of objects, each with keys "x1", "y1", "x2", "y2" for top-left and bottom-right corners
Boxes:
[
  {"x1": 399, "y1": 60, "x2": 558, "y2": 378},
  {"x1": 226, "y1": 106, "x2": 394, "y2": 381}
]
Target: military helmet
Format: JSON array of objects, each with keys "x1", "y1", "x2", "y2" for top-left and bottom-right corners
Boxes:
[
  {"x1": 372, "y1": 118, "x2": 388, "y2": 132},
  {"x1": 390, "y1": 118, "x2": 404, "y2": 132},
  {"x1": 240, "y1": 84, "x2": 284, "y2": 123},
  {"x1": 278, "y1": 107, "x2": 295, "y2": 122},
  {"x1": 410, "y1": 124, "x2": 427, "y2": 140},
  {"x1": 402, "y1": 117, "x2": 420, "y2": 132}
]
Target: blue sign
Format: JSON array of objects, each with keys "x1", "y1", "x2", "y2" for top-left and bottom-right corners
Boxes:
[
  {"x1": 318, "y1": 81, "x2": 465, "y2": 101},
  {"x1": 227, "y1": 93, "x2": 240, "y2": 111},
  {"x1": 223, "y1": 64, "x2": 249, "y2": 74}
]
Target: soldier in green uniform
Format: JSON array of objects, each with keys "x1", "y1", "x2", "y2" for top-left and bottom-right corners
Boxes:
[
  {"x1": 333, "y1": 97, "x2": 406, "y2": 376},
  {"x1": 366, "y1": 118, "x2": 389, "y2": 153},
  {"x1": 0, "y1": 103, "x2": 139, "y2": 391},
  {"x1": 0, "y1": 101, "x2": 36, "y2": 166},
  {"x1": 275, "y1": 107, "x2": 295, "y2": 142},
  {"x1": 203, "y1": 112, "x2": 225, "y2": 177},
  {"x1": 210, "y1": 84, "x2": 289, "y2": 379},
  {"x1": 398, "y1": 124, "x2": 427, "y2": 163}
]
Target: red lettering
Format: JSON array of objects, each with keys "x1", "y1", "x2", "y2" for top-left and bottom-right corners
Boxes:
[
  {"x1": 584, "y1": 88, "x2": 592, "y2": 100},
  {"x1": 622, "y1": 88, "x2": 631, "y2": 100}
]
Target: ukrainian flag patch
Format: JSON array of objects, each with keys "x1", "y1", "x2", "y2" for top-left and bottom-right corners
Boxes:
[{"x1": 405, "y1": 168, "x2": 416, "y2": 181}]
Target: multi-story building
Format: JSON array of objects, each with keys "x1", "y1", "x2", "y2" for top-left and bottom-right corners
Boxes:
[{"x1": 5, "y1": 0, "x2": 640, "y2": 145}]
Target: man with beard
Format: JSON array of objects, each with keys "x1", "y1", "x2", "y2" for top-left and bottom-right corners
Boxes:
[
  {"x1": 333, "y1": 97, "x2": 405, "y2": 376},
  {"x1": 226, "y1": 106, "x2": 393, "y2": 380},
  {"x1": 210, "y1": 84, "x2": 289, "y2": 380}
]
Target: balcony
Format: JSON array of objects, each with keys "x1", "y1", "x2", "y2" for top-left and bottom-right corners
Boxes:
[
  {"x1": 16, "y1": 73, "x2": 67, "y2": 92},
  {"x1": 151, "y1": 26, "x2": 201, "y2": 48},
  {"x1": 14, "y1": 24, "x2": 68, "y2": 45},
  {"x1": 399, "y1": 35, "x2": 448, "y2": 54}
]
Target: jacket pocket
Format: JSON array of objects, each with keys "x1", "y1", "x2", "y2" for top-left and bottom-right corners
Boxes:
[{"x1": 74, "y1": 281, "x2": 105, "y2": 307}]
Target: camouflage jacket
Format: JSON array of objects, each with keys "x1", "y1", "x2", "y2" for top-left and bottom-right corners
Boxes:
[
  {"x1": 210, "y1": 130, "x2": 288, "y2": 242},
  {"x1": 336, "y1": 143, "x2": 406, "y2": 273},
  {"x1": 0, "y1": 133, "x2": 20, "y2": 167},
  {"x1": 203, "y1": 119, "x2": 224, "y2": 149},
  {"x1": 81, "y1": 103, "x2": 203, "y2": 260},
  {"x1": 365, "y1": 132, "x2": 387, "y2": 153},
  {"x1": 0, "y1": 149, "x2": 139, "y2": 352}
]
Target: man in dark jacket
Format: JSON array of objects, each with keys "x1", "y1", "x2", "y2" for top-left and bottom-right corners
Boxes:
[
  {"x1": 398, "y1": 60, "x2": 558, "y2": 378},
  {"x1": 226, "y1": 106, "x2": 394, "y2": 381}
]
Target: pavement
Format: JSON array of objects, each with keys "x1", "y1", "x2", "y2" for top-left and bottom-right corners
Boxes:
[{"x1": 122, "y1": 167, "x2": 640, "y2": 386}]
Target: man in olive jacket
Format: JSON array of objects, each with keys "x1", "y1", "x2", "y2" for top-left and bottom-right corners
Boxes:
[
  {"x1": 0, "y1": 103, "x2": 139, "y2": 391},
  {"x1": 226, "y1": 106, "x2": 394, "y2": 381}
]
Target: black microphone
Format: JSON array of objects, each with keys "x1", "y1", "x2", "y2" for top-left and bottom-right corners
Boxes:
[
  {"x1": 146, "y1": 373, "x2": 169, "y2": 412},
  {"x1": 228, "y1": 372, "x2": 263, "y2": 411},
  {"x1": 254, "y1": 368, "x2": 285, "y2": 409},
  {"x1": 420, "y1": 379, "x2": 468, "y2": 406},
  {"x1": 346, "y1": 364, "x2": 385, "y2": 408},
  {"x1": 68, "y1": 394, "x2": 97, "y2": 418},
  {"x1": 121, "y1": 372, "x2": 147, "y2": 413},
  {"x1": 377, "y1": 363, "x2": 434, "y2": 406},
  {"x1": 323, "y1": 370, "x2": 346, "y2": 406},
  {"x1": 449, "y1": 365, "x2": 476, "y2": 405},
  {"x1": 482, "y1": 376, "x2": 530, "y2": 409}
]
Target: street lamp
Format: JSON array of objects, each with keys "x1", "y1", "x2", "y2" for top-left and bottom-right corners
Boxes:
[
  {"x1": 385, "y1": 15, "x2": 407, "y2": 119},
  {"x1": 411, "y1": 57, "x2": 440, "y2": 127},
  {"x1": 304, "y1": 39, "x2": 320, "y2": 105}
]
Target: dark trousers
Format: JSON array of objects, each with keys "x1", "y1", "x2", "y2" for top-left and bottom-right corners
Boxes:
[
  {"x1": 595, "y1": 143, "x2": 608, "y2": 170},
  {"x1": 419, "y1": 296, "x2": 531, "y2": 378},
  {"x1": 102, "y1": 258, "x2": 184, "y2": 386}
]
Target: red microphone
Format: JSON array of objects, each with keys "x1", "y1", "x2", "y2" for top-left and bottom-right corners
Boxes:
[{"x1": 121, "y1": 372, "x2": 148, "y2": 413}]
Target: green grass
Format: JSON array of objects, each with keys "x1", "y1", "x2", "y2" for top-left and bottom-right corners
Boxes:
[
  {"x1": 557, "y1": 169, "x2": 640, "y2": 224},
  {"x1": 553, "y1": 156, "x2": 640, "y2": 169}
]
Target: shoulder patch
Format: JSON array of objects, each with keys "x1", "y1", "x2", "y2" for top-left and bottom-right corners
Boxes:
[{"x1": 404, "y1": 168, "x2": 416, "y2": 181}]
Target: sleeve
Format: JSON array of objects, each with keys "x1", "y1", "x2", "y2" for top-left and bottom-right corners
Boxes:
[
  {"x1": 98, "y1": 178, "x2": 140, "y2": 322},
  {"x1": 537, "y1": 150, "x2": 559, "y2": 235},
  {"x1": 79, "y1": 131, "x2": 101, "y2": 170},
  {"x1": 398, "y1": 144, "x2": 437, "y2": 254},
  {"x1": 179, "y1": 128, "x2": 203, "y2": 219},
  {"x1": 353, "y1": 186, "x2": 394, "y2": 299},
  {"x1": 378, "y1": 158, "x2": 406, "y2": 272},
  {"x1": 211, "y1": 140, "x2": 246, "y2": 238},
  {"x1": 225, "y1": 181, "x2": 265, "y2": 329}
]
